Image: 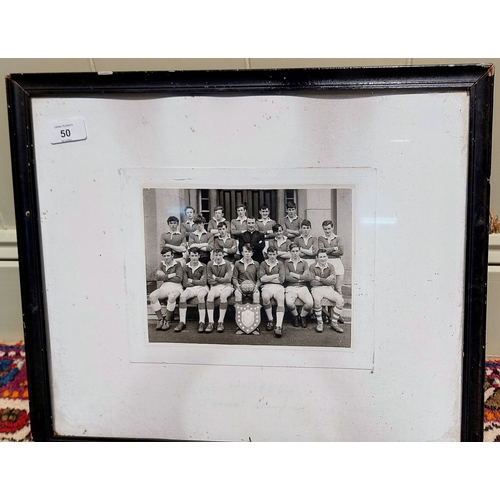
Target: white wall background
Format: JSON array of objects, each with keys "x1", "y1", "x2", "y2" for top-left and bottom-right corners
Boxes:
[{"x1": 30, "y1": 89, "x2": 468, "y2": 441}]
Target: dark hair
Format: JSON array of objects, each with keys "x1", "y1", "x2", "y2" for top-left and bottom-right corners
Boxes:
[
  {"x1": 272, "y1": 223, "x2": 283, "y2": 233},
  {"x1": 301, "y1": 219, "x2": 311, "y2": 228},
  {"x1": 316, "y1": 248, "x2": 328, "y2": 257},
  {"x1": 266, "y1": 245, "x2": 277, "y2": 254},
  {"x1": 161, "y1": 246, "x2": 173, "y2": 255},
  {"x1": 217, "y1": 221, "x2": 227, "y2": 229},
  {"x1": 259, "y1": 204, "x2": 269, "y2": 211},
  {"x1": 322, "y1": 220, "x2": 334, "y2": 228},
  {"x1": 286, "y1": 201, "x2": 296, "y2": 209},
  {"x1": 184, "y1": 206, "x2": 195, "y2": 214},
  {"x1": 289, "y1": 243, "x2": 300, "y2": 252},
  {"x1": 236, "y1": 203, "x2": 247, "y2": 211},
  {"x1": 193, "y1": 215, "x2": 206, "y2": 224},
  {"x1": 214, "y1": 206, "x2": 224, "y2": 213},
  {"x1": 213, "y1": 247, "x2": 224, "y2": 254},
  {"x1": 246, "y1": 215, "x2": 256, "y2": 222},
  {"x1": 188, "y1": 247, "x2": 200, "y2": 255},
  {"x1": 241, "y1": 243, "x2": 254, "y2": 253},
  {"x1": 167, "y1": 216, "x2": 179, "y2": 224}
]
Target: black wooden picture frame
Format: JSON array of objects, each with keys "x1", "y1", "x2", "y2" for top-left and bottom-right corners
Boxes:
[{"x1": 6, "y1": 64, "x2": 494, "y2": 441}]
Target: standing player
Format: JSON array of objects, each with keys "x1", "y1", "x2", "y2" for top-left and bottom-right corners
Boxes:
[
  {"x1": 207, "y1": 206, "x2": 227, "y2": 237},
  {"x1": 270, "y1": 223, "x2": 292, "y2": 261},
  {"x1": 149, "y1": 247, "x2": 184, "y2": 331},
  {"x1": 284, "y1": 243, "x2": 313, "y2": 328},
  {"x1": 280, "y1": 201, "x2": 303, "y2": 241},
  {"x1": 257, "y1": 203, "x2": 277, "y2": 257},
  {"x1": 209, "y1": 221, "x2": 238, "y2": 264},
  {"x1": 230, "y1": 203, "x2": 248, "y2": 238},
  {"x1": 174, "y1": 248, "x2": 209, "y2": 333},
  {"x1": 318, "y1": 219, "x2": 345, "y2": 324},
  {"x1": 318, "y1": 220, "x2": 345, "y2": 294},
  {"x1": 258, "y1": 245, "x2": 286, "y2": 337},
  {"x1": 205, "y1": 248, "x2": 234, "y2": 332},
  {"x1": 309, "y1": 249, "x2": 344, "y2": 333},
  {"x1": 293, "y1": 219, "x2": 318, "y2": 267},
  {"x1": 188, "y1": 215, "x2": 211, "y2": 265},
  {"x1": 180, "y1": 206, "x2": 196, "y2": 243},
  {"x1": 160, "y1": 216, "x2": 187, "y2": 264}
]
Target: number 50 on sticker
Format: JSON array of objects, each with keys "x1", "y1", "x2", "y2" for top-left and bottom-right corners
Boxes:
[{"x1": 49, "y1": 117, "x2": 87, "y2": 145}]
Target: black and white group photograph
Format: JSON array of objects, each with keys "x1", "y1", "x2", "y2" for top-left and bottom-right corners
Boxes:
[{"x1": 144, "y1": 187, "x2": 353, "y2": 348}]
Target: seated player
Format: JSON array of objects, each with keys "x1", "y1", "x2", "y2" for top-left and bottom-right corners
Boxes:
[
  {"x1": 293, "y1": 219, "x2": 318, "y2": 268},
  {"x1": 237, "y1": 216, "x2": 266, "y2": 263},
  {"x1": 309, "y1": 249, "x2": 344, "y2": 333},
  {"x1": 284, "y1": 243, "x2": 313, "y2": 328},
  {"x1": 188, "y1": 215, "x2": 211, "y2": 265},
  {"x1": 180, "y1": 206, "x2": 196, "y2": 243},
  {"x1": 207, "y1": 205, "x2": 227, "y2": 237},
  {"x1": 209, "y1": 221, "x2": 237, "y2": 264},
  {"x1": 269, "y1": 223, "x2": 292, "y2": 261},
  {"x1": 232, "y1": 243, "x2": 261, "y2": 305},
  {"x1": 175, "y1": 248, "x2": 209, "y2": 333},
  {"x1": 149, "y1": 247, "x2": 184, "y2": 331},
  {"x1": 258, "y1": 245, "x2": 286, "y2": 337},
  {"x1": 160, "y1": 216, "x2": 187, "y2": 264},
  {"x1": 205, "y1": 248, "x2": 234, "y2": 332},
  {"x1": 280, "y1": 201, "x2": 303, "y2": 241}
]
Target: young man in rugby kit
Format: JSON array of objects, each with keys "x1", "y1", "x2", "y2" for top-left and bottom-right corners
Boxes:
[
  {"x1": 280, "y1": 201, "x2": 303, "y2": 241},
  {"x1": 284, "y1": 243, "x2": 313, "y2": 328},
  {"x1": 205, "y1": 247, "x2": 234, "y2": 333},
  {"x1": 230, "y1": 203, "x2": 248, "y2": 238},
  {"x1": 256, "y1": 203, "x2": 277, "y2": 257},
  {"x1": 174, "y1": 248, "x2": 209, "y2": 333},
  {"x1": 232, "y1": 243, "x2": 261, "y2": 305},
  {"x1": 258, "y1": 245, "x2": 286, "y2": 337},
  {"x1": 293, "y1": 219, "x2": 318, "y2": 266},
  {"x1": 270, "y1": 223, "x2": 292, "y2": 262},
  {"x1": 237, "y1": 216, "x2": 266, "y2": 263},
  {"x1": 149, "y1": 247, "x2": 184, "y2": 331},
  {"x1": 160, "y1": 216, "x2": 187, "y2": 264},
  {"x1": 188, "y1": 215, "x2": 211, "y2": 265},
  {"x1": 180, "y1": 206, "x2": 196, "y2": 243},
  {"x1": 206, "y1": 206, "x2": 227, "y2": 237},
  {"x1": 208, "y1": 221, "x2": 237, "y2": 264},
  {"x1": 309, "y1": 249, "x2": 344, "y2": 333},
  {"x1": 318, "y1": 219, "x2": 345, "y2": 324},
  {"x1": 232, "y1": 244, "x2": 261, "y2": 334},
  {"x1": 318, "y1": 219, "x2": 345, "y2": 294}
]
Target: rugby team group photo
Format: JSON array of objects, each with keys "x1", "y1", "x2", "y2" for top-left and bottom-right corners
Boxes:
[{"x1": 144, "y1": 188, "x2": 352, "y2": 347}]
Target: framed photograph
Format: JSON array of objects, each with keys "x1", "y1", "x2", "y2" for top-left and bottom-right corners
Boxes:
[{"x1": 6, "y1": 65, "x2": 493, "y2": 441}]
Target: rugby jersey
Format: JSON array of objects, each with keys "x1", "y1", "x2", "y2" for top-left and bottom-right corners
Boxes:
[
  {"x1": 258, "y1": 259, "x2": 285, "y2": 285},
  {"x1": 160, "y1": 230, "x2": 186, "y2": 258},
  {"x1": 206, "y1": 260, "x2": 233, "y2": 286},
  {"x1": 182, "y1": 262, "x2": 207, "y2": 287},
  {"x1": 293, "y1": 235, "x2": 319, "y2": 258},
  {"x1": 284, "y1": 258, "x2": 311, "y2": 286},
  {"x1": 309, "y1": 261, "x2": 337, "y2": 288},
  {"x1": 318, "y1": 235, "x2": 343, "y2": 258},
  {"x1": 159, "y1": 260, "x2": 183, "y2": 283},
  {"x1": 280, "y1": 215, "x2": 304, "y2": 240},
  {"x1": 232, "y1": 259, "x2": 260, "y2": 287},
  {"x1": 209, "y1": 235, "x2": 238, "y2": 262}
]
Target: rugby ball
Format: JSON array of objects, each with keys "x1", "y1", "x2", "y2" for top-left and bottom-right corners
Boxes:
[{"x1": 240, "y1": 280, "x2": 255, "y2": 293}]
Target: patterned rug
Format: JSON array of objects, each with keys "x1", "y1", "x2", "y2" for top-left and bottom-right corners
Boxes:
[
  {"x1": 0, "y1": 344, "x2": 31, "y2": 442},
  {"x1": 1, "y1": 344, "x2": 499, "y2": 442},
  {"x1": 484, "y1": 358, "x2": 500, "y2": 442}
]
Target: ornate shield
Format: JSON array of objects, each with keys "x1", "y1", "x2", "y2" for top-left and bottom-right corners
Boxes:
[{"x1": 235, "y1": 303, "x2": 261, "y2": 334}]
